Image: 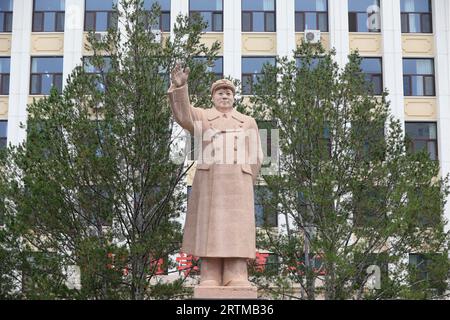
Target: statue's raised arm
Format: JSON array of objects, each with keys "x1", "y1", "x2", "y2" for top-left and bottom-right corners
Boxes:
[{"x1": 167, "y1": 63, "x2": 202, "y2": 134}]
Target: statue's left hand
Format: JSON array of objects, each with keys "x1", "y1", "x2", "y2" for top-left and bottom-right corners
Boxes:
[{"x1": 171, "y1": 63, "x2": 190, "y2": 88}]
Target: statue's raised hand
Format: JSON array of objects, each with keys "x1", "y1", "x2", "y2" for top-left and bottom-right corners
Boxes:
[{"x1": 171, "y1": 63, "x2": 190, "y2": 88}]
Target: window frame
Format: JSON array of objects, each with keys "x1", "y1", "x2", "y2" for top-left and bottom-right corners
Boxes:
[
  {"x1": 32, "y1": 0, "x2": 65, "y2": 32},
  {"x1": 360, "y1": 57, "x2": 383, "y2": 95},
  {"x1": 0, "y1": 56, "x2": 10, "y2": 95},
  {"x1": 402, "y1": 58, "x2": 435, "y2": 96},
  {"x1": 189, "y1": 0, "x2": 223, "y2": 32},
  {"x1": 400, "y1": 0, "x2": 432, "y2": 33},
  {"x1": 0, "y1": 120, "x2": 7, "y2": 150},
  {"x1": 348, "y1": 0, "x2": 381, "y2": 33},
  {"x1": 241, "y1": 0, "x2": 276, "y2": 32},
  {"x1": 241, "y1": 56, "x2": 276, "y2": 95},
  {"x1": 0, "y1": 2, "x2": 13, "y2": 33},
  {"x1": 84, "y1": 0, "x2": 118, "y2": 32},
  {"x1": 294, "y1": 0, "x2": 329, "y2": 32},
  {"x1": 405, "y1": 121, "x2": 438, "y2": 161},
  {"x1": 82, "y1": 55, "x2": 112, "y2": 93},
  {"x1": 29, "y1": 56, "x2": 64, "y2": 95}
]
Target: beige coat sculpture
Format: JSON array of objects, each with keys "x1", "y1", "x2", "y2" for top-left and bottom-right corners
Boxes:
[{"x1": 168, "y1": 64, "x2": 263, "y2": 287}]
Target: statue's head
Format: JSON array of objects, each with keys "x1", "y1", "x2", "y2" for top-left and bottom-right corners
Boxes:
[{"x1": 211, "y1": 79, "x2": 235, "y2": 110}]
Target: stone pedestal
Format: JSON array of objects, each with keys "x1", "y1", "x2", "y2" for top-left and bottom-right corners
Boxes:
[{"x1": 193, "y1": 286, "x2": 258, "y2": 299}]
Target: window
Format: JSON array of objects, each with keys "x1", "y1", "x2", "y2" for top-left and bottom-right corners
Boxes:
[
  {"x1": 193, "y1": 56, "x2": 223, "y2": 81},
  {"x1": 83, "y1": 56, "x2": 112, "y2": 92},
  {"x1": 0, "y1": 120, "x2": 6, "y2": 149},
  {"x1": 296, "y1": 56, "x2": 325, "y2": 70},
  {"x1": 360, "y1": 57, "x2": 383, "y2": 95},
  {"x1": 353, "y1": 184, "x2": 387, "y2": 227},
  {"x1": 295, "y1": 0, "x2": 328, "y2": 32},
  {"x1": 190, "y1": 0, "x2": 222, "y2": 32},
  {"x1": 84, "y1": 0, "x2": 118, "y2": 32},
  {"x1": 405, "y1": 122, "x2": 438, "y2": 161},
  {"x1": 241, "y1": 56, "x2": 275, "y2": 95},
  {"x1": 401, "y1": 0, "x2": 432, "y2": 33},
  {"x1": 33, "y1": 0, "x2": 65, "y2": 32},
  {"x1": 403, "y1": 58, "x2": 435, "y2": 96},
  {"x1": 348, "y1": 0, "x2": 380, "y2": 32},
  {"x1": 0, "y1": 57, "x2": 10, "y2": 95},
  {"x1": 353, "y1": 120, "x2": 385, "y2": 162},
  {"x1": 144, "y1": 0, "x2": 170, "y2": 32},
  {"x1": 254, "y1": 186, "x2": 277, "y2": 228},
  {"x1": 409, "y1": 253, "x2": 447, "y2": 293},
  {"x1": 242, "y1": 0, "x2": 276, "y2": 32},
  {"x1": 30, "y1": 57, "x2": 63, "y2": 95},
  {"x1": 0, "y1": 0, "x2": 13, "y2": 32}
]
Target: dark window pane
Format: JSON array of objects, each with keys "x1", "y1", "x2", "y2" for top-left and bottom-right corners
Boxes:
[
  {"x1": 31, "y1": 75, "x2": 41, "y2": 94},
  {"x1": 4, "y1": 12, "x2": 13, "y2": 32},
  {"x1": 295, "y1": 12, "x2": 305, "y2": 31},
  {"x1": 372, "y1": 75, "x2": 382, "y2": 95},
  {"x1": 265, "y1": 12, "x2": 275, "y2": 32},
  {"x1": 349, "y1": 12, "x2": 357, "y2": 32},
  {"x1": 242, "y1": 75, "x2": 252, "y2": 95},
  {"x1": 403, "y1": 76, "x2": 411, "y2": 96},
  {"x1": 213, "y1": 13, "x2": 222, "y2": 31},
  {"x1": 242, "y1": 57, "x2": 275, "y2": 73},
  {"x1": 44, "y1": 12, "x2": 55, "y2": 32},
  {"x1": 108, "y1": 11, "x2": 118, "y2": 30},
  {"x1": 424, "y1": 76, "x2": 435, "y2": 96},
  {"x1": 33, "y1": 12, "x2": 44, "y2": 32},
  {"x1": 161, "y1": 12, "x2": 170, "y2": 31},
  {"x1": 53, "y1": 74, "x2": 63, "y2": 93},
  {"x1": 56, "y1": 12, "x2": 65, "y2": 32},
  {"x1": 1, "y1": 74, "x2": 9, "y2": 94},
  {"x1": 401, "y1": 13, "x2": 409, "y2": 32},
  {"x1": 0, "y1": 57, "x2": 9, "y2": 73},
  {"x1": 242, "y1": 12, "x2": 252, "y2": 31},
  {"x1": 85, "y1": 12, "x2": 95, "y2": 31},
  {"x1": 421, "y1": 13, "x2": 432, "y2": 33},
  {"x1": 318, "y1": 12, "x2": 328, "y2": 31}
]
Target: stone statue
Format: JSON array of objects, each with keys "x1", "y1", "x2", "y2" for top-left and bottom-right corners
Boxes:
[{"x1": 168, "y1": 63, "x2": 263, "y2": 289}]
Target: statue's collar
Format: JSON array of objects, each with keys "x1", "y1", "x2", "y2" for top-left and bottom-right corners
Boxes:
[{"x1": 207, "y1": 107, "x2": 245, "y2": 123}]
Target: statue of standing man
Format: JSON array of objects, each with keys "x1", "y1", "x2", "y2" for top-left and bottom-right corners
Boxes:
[{"x1": 168, "y1": 63, "x2": 263, "y2": 288}]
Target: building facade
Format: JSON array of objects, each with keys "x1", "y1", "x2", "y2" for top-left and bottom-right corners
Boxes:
[{"x1": 1, "y1": 0, "x2": 450, "y2": 283}]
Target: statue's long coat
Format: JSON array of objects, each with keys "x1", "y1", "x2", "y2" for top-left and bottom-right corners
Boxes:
[{"x1": 168, "y1": 84, "x2": 263, "y2": 258}]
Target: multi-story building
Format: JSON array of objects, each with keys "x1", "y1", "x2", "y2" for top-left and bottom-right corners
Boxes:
[{"x1": 1, "y1": 0, "x2": 449, "y2": 287}]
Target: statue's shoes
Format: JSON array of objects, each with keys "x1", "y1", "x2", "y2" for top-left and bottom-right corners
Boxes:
[
  {"x1": 224, "y1": 280, "x2": 251, "y2": 287},
  {"x1": 199, "y1": 280, "x2": 221, "y2": 286}
]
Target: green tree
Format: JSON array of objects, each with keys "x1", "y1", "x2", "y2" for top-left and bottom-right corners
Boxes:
[
  {"x1": 249, "y1": 42, "x2": 450, "y2": 300},
  {"x1": 0, "y1": 0, "x2": 220, "y2": 300}
]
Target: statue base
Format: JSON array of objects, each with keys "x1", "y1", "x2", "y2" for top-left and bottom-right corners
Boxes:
[{"x1": 193, "y1": 285, "x2": 257, "y2": 299}]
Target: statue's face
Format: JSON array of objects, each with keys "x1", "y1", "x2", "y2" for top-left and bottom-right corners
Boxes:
[{"x1": 212, "y1": 87, "x2": 234, "y2": 110}]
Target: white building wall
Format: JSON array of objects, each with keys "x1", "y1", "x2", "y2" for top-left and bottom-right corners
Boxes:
[
  {"x1": 433, "y1": 0, "x2": 450, "y2": 233},
  {"x1": 7, "y1": 0, "x2": 33, "y2": 146},
  {"x1": 381, "y1": 0, "x2": 405, "y2": 125},
  {"x1": 223, "y1": 0, "x2": 241, "y2": 81},
  {"x1": 328, "y1": 0, "x2": 349, "y2": 68}
]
